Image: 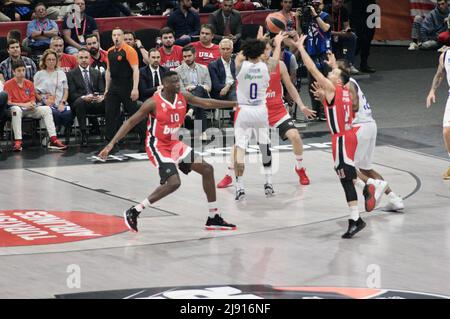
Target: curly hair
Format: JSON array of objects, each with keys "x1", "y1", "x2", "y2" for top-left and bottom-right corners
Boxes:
[{"x1": 241, "y1": 39, "x2": 266, "y2": 60}]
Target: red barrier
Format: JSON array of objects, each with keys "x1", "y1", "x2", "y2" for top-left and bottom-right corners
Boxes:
[{"x1": 0, "y1": 10, "x2": 270, "y2": 38}]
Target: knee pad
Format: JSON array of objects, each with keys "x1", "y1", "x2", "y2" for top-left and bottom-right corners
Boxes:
[
  {"x1": 341, "y1": 180, "x2": 358, "y2": 203},
  {"x1": 259, "y1": 144, "x2": 272, "y2": 167}
]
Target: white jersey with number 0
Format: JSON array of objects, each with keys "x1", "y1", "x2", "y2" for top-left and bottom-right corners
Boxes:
[
  {"x1": 236, "y1": 61, "x2": 270, "y2": 107},
  {"x1": 350, "y1": 78, "x2": 374, "y2": 124}
]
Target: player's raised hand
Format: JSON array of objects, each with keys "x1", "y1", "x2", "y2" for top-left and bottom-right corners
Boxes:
[
  {"x1": 325, "y1": 51, "x2": 337, "y2": 69},
  {"x1": 426, "y1": 92, "x2": 436, "y2": 108},
  {"x1": 98, "y1": 144, "x2": 113, "y2": 160},
  {"x1": 300, "y1": 105, "x2": 316, "y2": 120},
  {"x1": 311, "y1": 81, "x2": 326, "y2": 101},
  {"x1": 274, "y1": 31, "x2": 289, "y2": 46}
]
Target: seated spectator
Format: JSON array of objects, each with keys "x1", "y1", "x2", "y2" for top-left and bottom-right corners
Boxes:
[
  {"x1": 208, "y1": 0, "x2": 242, "y2": 47},
  {"x1": 208, "y1": 38, "x2": 236, "y2": 100},
  {"x1": 1, "y1": 0, "x2": 33, "y2": 21},
  {"x1": 138, "y1": 49, "x2": 168, "y2": 102},
  {"x1": 34, "y1": 49, "x2": 73, "y2": 144},
  {"x1": 124, "y1": 31, "x2": 149, "y2": 69},
  {"x1": 4, "y1": 60, "x2": 67, "y2": 152},
  {"x1": 175, "y1": 45, "x2": 211, "y2": 140},
  {"x1": 191, "y1": 24, "x2": 221, "y2": 66},
  {"x1": 0, "y1": 39, "x2": 37, "y2": 83},
  {"x1": 67, "y1": 48, "x2": 105, "y2": 146},
  {"x1": 438, "y1": 16, "x2": 450, "y2": 49},
  {"x1": 49, "y1": 36, "x2": 78, "y2": 73},
  {"x1": 45, "y1": 0, "x2": 74, "y2": 21},
  {"x1": 26, "y1": 3, "x2": 59, "y2": 57},
  {"x1": 167, "y1": 0, "x2": 200, "y2": 46},
  {"x1": 324, "y1": 0, "x2": 358, "y2": 74},
  {"x1": 159, "y1": 27, "x2": 184, "y2": 70},
  {"x1": 409, "y1": 0, "x2": 449, "y2": 50},
  {"x1": 85, "y1": 33, "x2": 107, "y2": 74},
  {"x1": 62, "y1": 0, "x2": 99, "y2": 55},
  {"x1": 201, "y1": 0, "x2": 220, "y2": 13}
]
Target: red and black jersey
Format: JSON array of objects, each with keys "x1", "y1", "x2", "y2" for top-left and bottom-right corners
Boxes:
[{"x1": 323, "y1": 85, "x2": 354, "y2": 135}]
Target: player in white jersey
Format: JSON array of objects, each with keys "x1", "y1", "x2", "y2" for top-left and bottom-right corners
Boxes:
[
  {"x1": 233, "y1": 39, "x2": 272, "y2": 200},
  {"x1": 313, "y1": 56, "x2": 405, "y2": 211},
  {"x1": 426, "y1": 50, "x2": 450, "y2": 180}
]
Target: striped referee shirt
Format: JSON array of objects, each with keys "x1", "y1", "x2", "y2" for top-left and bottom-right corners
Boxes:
[{"x1": 0, "y1": 57, "x2": 37, "y2": 82}]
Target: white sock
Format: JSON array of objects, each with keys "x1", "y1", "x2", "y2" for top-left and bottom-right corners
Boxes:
[
  {"x1": 134, "y1": 198, "x2": 151, "y2": 213},
  {"x1": 387, "y1": 192, "x2": 398, "y2": 200},
  {"x1": 264, "y1": 167, "x2": 272, "y2": 184},
  {"x1": 208, "y1": 202, "x2": 219, "y2": 218},
  {"x1": 295, "y1": 155, "x2": 303, "y2": 169},
  {"x1": 355, "y1": 179, "x2": 366, "y2": 189},
  {"x1": 236, "y1": 176, "x2": 244, "y2": 190},
  {"x1": 349, "y1": 205, "x2": 359, "y2": 221}
]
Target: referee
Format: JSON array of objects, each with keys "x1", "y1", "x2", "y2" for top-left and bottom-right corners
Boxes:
[{"x1": 104, "y1": 27, "x2": 145, "y2": 152}]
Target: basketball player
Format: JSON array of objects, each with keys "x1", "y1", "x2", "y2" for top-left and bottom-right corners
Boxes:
[
  {"x1": 232, "y1": 39, "x2": 272, "y2": 201},
  {"x1": 312, "y1": 55, "x2": 405, "y2": 211},
  {"x1": 426, "y1": 50, "x2": 450, "y2": 180},
  {"x1": 295, "y1": 35, "x2": 373, "y2": 238},
  {"x1": 98, "y1": 71, "x2": 237, "y2": 232},
  {"x1": 218, "y1": 36, "x2": 316, "y2": 189}
]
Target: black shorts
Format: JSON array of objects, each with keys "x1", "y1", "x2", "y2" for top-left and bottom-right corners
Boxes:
[
  {"x1": 158, "y1": 150, "x2": 196, "y2": 185},
  {"x1": 276, "y1": 117, "x2": 296, "y2": 141}
]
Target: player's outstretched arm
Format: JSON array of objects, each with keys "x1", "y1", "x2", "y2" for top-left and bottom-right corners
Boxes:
[
  {"x1": 427, "y1": 52, "x2": 445, "y2": 109},
  {"x1": 184, "y1": 92, "x2": 237, "y2": 110},
  {"x1": 98, "y1": 99, "x2": 156, "y2": 159},
  {"x1": 295, "y1": 35, "x2": 335, "y2": 102}
]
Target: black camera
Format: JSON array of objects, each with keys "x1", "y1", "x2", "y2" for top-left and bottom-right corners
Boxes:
[{"x1": 298, "y1": 0, "x2": 315, "y2": 34}]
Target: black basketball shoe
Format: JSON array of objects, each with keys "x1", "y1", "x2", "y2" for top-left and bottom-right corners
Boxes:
[
  {"x1": 235, "y1": 188, "x2": 246, "y2": 201},
  {"x1": 264, "y1": 183, "x2": 275, "y2": 197},
  {"x1": 124, "y1": 206, "x2": 140, "y2": 232},
  {"x1": 342, "y1": 218, "x2": 366, "y2": 239},
  {"x1": 205, "y1": 214, "x2": 237, "y2": 230}
]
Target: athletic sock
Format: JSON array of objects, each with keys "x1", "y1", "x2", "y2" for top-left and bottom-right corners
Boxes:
[
  {"x1": 295, "y1": 155, "x2": 303, "y2": 170},
  {"x1": 208, "y1": 202, "x2": 219, "y2": 218},
  {"x1": 134, "y1": 198, "x2": 151, "y2": 213},
  {"x1": 349, "y1": 205, "x2": 359, "y2": 221},
  {"x1": 236, "y1": 176, "x2": 244, "y2": 190},
  {"x1": 264, "y1": 167, "x2": 272, "y2": 184}
]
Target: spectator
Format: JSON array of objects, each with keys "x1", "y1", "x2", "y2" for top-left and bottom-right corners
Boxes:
[
  {"x1": 208, "y1": 0, "x2": 242, "y2": 47},
  {"x1": 34, "y1": 49, "x2": 73, "y2": 144},
  {"x1": 297, "y1": 0, "x2": 331, "y2": 120},
  {"x1": 438, "y1": 16, "x2": 450, "y2": 48},
  {"x1": 175, "y1": 45, "x2": 211, "y2": 140},
  {"x1": 4, "y1": 60, "x2": 67, "y2": 152},
  {"x1": 85, "y1": 33, "x2": 108, "y2": 74},
  {"x1": 167, "y1": 0, "x2": 201, "y2": 46},
  {"x1": 191, "y1": 24, "x2": 221, "y2": 66},
  {"x1": 409, "y1": 0, "x2": 449, "y2": 51},
  {"x1": 26, "y1": 3, "x2": 59, "y2": 57},
  {"x1": 208, "y1": 38, "x2": 236, "y2": 100},
  {"x1": 350, "y1": 0, "x2": 377, "y2": 72},
  {"x1": 0, "y1": 39, "x2": 37, "y2": 83},
  {"x1": 325, "y1": 0, "x2": 359, "y2": 74},
  {"x1": 278, "y1": 0, "x2": 297, "y2": 32},
  {"x1": 104, "y1": 28, "x2": 146, "y2": 152},
  {"x1": 49, "y1": 36, "x2": 78, "y2": 73},
  {"x1": 124, "y1": 31, "x2": 149, "y2": 69},
  {"x1": 159, "y1": 27, "x2": 184, "y2": 70},
  {"x1": 138, "y1": 49, "x2": 168, "y2": 102},
  {"x1": 67, "y1": 48, "x2": 105, "y2": 146},
  {"x1": 62, "y1": 0, "x2": 99, "y2": 55},
  {"x1": 45, "y1": 0, "x2": 74, "y2": 21},
  {"x1": 1, "y1": 0, "x2": 33, "y2": 21}
]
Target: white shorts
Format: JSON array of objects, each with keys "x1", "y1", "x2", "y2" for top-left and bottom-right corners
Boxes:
[
  {"x1": 444, "y1": 97, "x2": 450, "y2": 127},
  {"x1": 354, "y1": 121, "x2": 377, "y2": 170},
  {"x1": 234, "y1": 105, "x2": 270, "y2": 149}
]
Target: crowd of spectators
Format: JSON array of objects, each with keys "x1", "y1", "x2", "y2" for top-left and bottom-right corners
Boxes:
[{"x1": 0, "y1": 0, "x2": 378, "y2": 154}]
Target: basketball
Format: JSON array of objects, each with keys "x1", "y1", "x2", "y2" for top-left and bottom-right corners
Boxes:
[{"x1": 265, "y1": 12, "x2": 287, "y2": 34}]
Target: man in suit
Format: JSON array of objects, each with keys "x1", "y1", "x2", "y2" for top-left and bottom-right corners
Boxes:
[
  {"x1": 175, "y1": 45, "x2": 212, "y2": 140},
  {"x1": 208, "y1": 0, "x2": 242, "y2": 48},
  {"x1": 139, "y1": 49, "x2": 168, "y2": 102},
  {"x1": 67, "y1": 48, "x2": 105, "y2": 146}
]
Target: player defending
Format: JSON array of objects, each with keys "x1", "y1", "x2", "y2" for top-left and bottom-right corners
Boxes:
[
  {"x1": 295, "y1": 35, "x2": 373, "y2": 238},
  {"x1": 99, "y1": 71, "x2": 237, "y2": 232},
  {"x1": 426, "y1": 50, "x2": 450, "y2": 179}
]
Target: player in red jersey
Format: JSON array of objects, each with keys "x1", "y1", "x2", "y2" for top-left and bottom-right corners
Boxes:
[
  {"x1": 191, "y1": 24, "x2": 221, "y2": 66},
  {"x1": 159, "y1": 27, "x2": 183, "y2": 70},
  {"x1": 295, "y1": 35, "x2": 375, "y2": 239},
  {"x1": 99, "y1": 71, "x2": 238, "y2": 233},
  {"x1": 217, "y1": 37, "x2": 316, "y2": 189}
]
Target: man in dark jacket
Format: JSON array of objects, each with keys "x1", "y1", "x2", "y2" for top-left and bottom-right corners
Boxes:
[
  {"x1": 208, "y1": 0, "x2": 242, "y2": 47},
  {"x1": 138, "y1": 49, "x2": 168, "y2": 102}
]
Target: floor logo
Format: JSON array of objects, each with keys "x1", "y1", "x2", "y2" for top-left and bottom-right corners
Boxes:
[{"x1": 0, "y1": 210, "x2": 128, "y2": 247}]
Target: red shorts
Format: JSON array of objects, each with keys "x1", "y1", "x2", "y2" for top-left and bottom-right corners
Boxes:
[
  {"x1": 146, "y1": 138, "x2": 192, "y2": 167},
  {"x1": 268, "y1": 102, "x2": 289, "y2": 127},
  {"x1": 331, "y1": 131, "x2": 357, "y2": 180}
]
